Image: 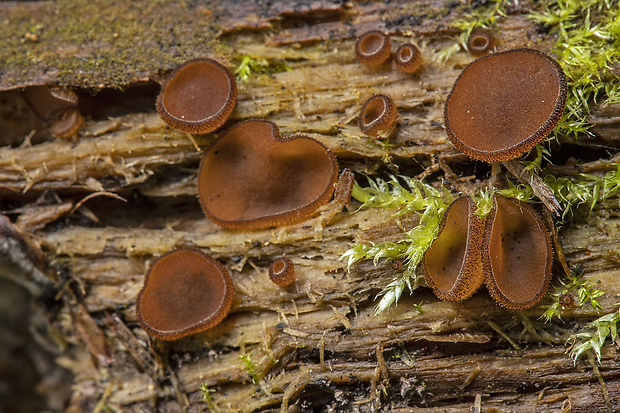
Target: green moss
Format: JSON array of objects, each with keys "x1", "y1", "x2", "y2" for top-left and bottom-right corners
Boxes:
[
  {"x1": 567, "y1": 308, "x2": 619, "y2": 364},
  {"x1": 234, "y1": 55, "x2": 291, "y2": 82}
]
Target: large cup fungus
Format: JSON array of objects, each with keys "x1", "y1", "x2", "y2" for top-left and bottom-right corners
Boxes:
[
  {"x1": 136, "y1": 249, "x2": 234, "y2": 341},
  {"x1": 198, "y1": 120, "x2": 339, "y2": 229},
  {"x1": 156, "y1": 58, "x2": 237, "y2": 134},
  {"x1": 355, "y1": 30, "x2": 391, "y2": 67},
  {"x1": 359, "y1": 94, "x2": 397, "y2": 138}
]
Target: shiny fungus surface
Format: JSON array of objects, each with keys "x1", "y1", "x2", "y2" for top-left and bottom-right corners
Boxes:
[
  {"x1": 198, "y1": 120, "x2": 338, "y2": 229},
  {"x1": 269, "y1": 257, "x2": 295, "y2": 287},
  {"x1": 156, "y1": 58, "x2": 237, "y2": 134},
  {"x1": 444, "y1": 49, "x2": 567, "y2": 162},
  {"x1": 355, "y1": 30, "x2": 391, "y2": 66},
  {"x1": 394, "y1": 43, "x2": 423, "y2": 74},
  {"x1": 22, "y1": 85, "x2": 78, "y2": 120},
  {"x1": 467, "y1": 28, "x2": 495, "y2": 56},
  {"x1": 136, "y1": 249, "x2": 234, "y2": 341},
  {"x1": 359, "y1": 94, "x2": 397, "y2": 137},
  {"x1": 422, "y1": 196, "x2": 484, "y2": 301},
  {"x1": 483, "y1": 196, "x2": 552, "y2": 310}
]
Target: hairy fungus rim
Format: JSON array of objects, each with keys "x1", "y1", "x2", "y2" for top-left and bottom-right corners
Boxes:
[{"x1": 359, "y1": 94, "x2": 397, "y2": 137}]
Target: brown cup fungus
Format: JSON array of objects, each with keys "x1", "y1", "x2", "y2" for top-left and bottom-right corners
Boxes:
[
  {"x1": 355, "y1": 30, "x2": 391, "y2": 66},
  {"x1": 444, "y1": 49, "x2": 567, "y2": 162},
  {"x1": 198, "y1": 120, "x2": 338, "y2": 229},
  {"x1": 467, "y1": 28, "x2": 495, "y2": 56},
  {"x1": 22, "y1": 85, "x2": 83, "y2": 138},
  {"x1": 394, "y1": 43, "x2": 423, "y2": 74},
  {"x1": 422, "y1": 196, "x2": 484, "y2": 301},
  {"x1": 136, "y1": 249, "x2": 234, "y2": 341},
  {"x1": 359, "y1": 94, "x2": 397, "y2": 137},
  {"x1": 483, "y1": 196, "x2": 552, "y2": 310},
  {"x1": 156, "y1": 58, "x2": 237, "y2": 134},
  {"x1": 269, "y1": 257, "x2": 295, "y2": 287}
]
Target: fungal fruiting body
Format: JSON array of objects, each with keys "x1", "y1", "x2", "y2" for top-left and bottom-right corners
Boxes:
[
  {"x1": 51, "y1": 108, "x2": 84, "y2": 139},
  {"x1": 422, "y1": 196, "x2": 484, "y2": 301},
  {"x1": 136, "y1": 249, "x2": 234, "y2": 341},
  {"x1": 359, "y1": 94, "x2": 397, "y2": 138},
  {"x1": 269, "y1": 257, "x2": 295, "y2": 287},
  {"x1": 444, "y1": 49, "x2": 567, "y2": 162},
  {"x1": 355, "y1": 30, "x2": 391, "y2": 66},
  {"x1": 156, "y1": 58, "x2": 237, "y2": 134},
  {"x1": 467, "y1": 29, "x2": 495, "y2": 56},
  {"x1": 22, "y1": 85, "x2": 83, "y2": 138},
  {"x1": 483, "y1": 196, "x2": 552, "y2": 309},
  {"x1": 394, "y1": 43, "x2": 423, "y2": 74},
  {"x1": 198, "y1": 120, "x2": 338, "y2": 229}
]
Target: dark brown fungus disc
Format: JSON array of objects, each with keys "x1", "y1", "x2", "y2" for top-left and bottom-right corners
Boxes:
[
  {"x1": 156, "y1": 58, "x2": 237, "y2": 134},
  {"x1": 359, "y1": 94, "x2": 397, "y2": 137},
  {"x1": 136, "y1": 249, "x2": 234, "y2": 341},
  {"x1": 422, "y1": 196, "x2": 484, "y2": 301},
  {"x1": 483, "y1": 196, "x2": 552, "y2": 310},
  {"x1": 269, "y1": 257, "x2": 295, "y2": 287},
  {"x1": 445, "y1": 49, "x2": 567, "y2": 162},
  {"x1": 51, "y1": 108, "x2": 84, "y2": 139},
  {"x1": 355, "y1": 30, "x2": 391, "y2": 66},
  {"x1": 198, "y1": 120, "x2": 338, "y2": 229},
  {"x1": 394, "y1": 43, "x2": 423, "y2": 74},
  {"x1": 22, "y1": 85, "x2": 78, "y2": 120},
  {"x1": 467, "y1": 28, "x2": 495, "y2": 56}
]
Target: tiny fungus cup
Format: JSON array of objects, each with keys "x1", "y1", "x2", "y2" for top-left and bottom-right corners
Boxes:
[
  {"x1": 355, "y1": 30, "x2": 391, "y2": 66},
  {"x1": 444, "y1": 49, "x2": 567, "y2": 162},
  {"x1": 136, "y1": 249, "x2": 234, "y2": 341},
  {"x1": 269, "y1": 257, "x2": 295, "y2": 287},
  {"x1": 198, "y1": 120, "x2": 339, "y2": 229},
  {"x1": 22, "y1": 85, "x2": 78, "y2": 120},
  {"x1": 394, "y1": 43, "x2": 423, "y2": 74},
  {"x1": 359, "y1": 94, "x2": 397, "y2": 137},
  {"x1": 422, "y1": 196, "x2": 484, "y2": 301},
  {"x1": 51, "y1": 108, "x2": 84, "y2": 139},
  {"x1": 467, "y1": 28, "x2": 495, "y2": 56},
  {"x1": 156, "y1": 58, "x2": 237, "y2": 134},
  {"x1": 483, "y1": 196, "x2": 552, "y2": 310}
]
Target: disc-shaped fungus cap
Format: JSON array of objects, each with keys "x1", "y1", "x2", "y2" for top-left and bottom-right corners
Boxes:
[
  {"x1": 355, "y1": 30, "x2": 391, "y2": 66},
  {"x1": 136, "y1": 249, "x2": 234, "y2": 341},
  {"x1": 422, "y1": 196, "x2": 484, "y2": 301},
  {"x1": 156, "y1": 58, "x2": 237, "y2": 134},
  {"x1": 394, "y1": 43, "x2": 423, "y2": 74},
  {"x1": 467, "y1": 28, "x2": 495, "y2": 57},
  {"x1": 359, "y1": 94, "x2": 397, "y2": 137},
  {"x1": 483, "y1": 196, "x2": 552, "y2": 310},
  {"x1": 444, "y1": 49, "x2": 567, "y2": 162},
  {"x1": 198, "y1": 120, "x2": 339, "y2": 229},
  {"x1": 269, "y1": 257, "x2": 295, "y2": 287}
]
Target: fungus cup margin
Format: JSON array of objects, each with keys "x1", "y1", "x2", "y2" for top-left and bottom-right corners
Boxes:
[
  {"x1": 355, "y1": 30, "x2": 391, "y2": 67},
  {"x1": 359, "y1": 94, "x2": 397, "y2": 138}
]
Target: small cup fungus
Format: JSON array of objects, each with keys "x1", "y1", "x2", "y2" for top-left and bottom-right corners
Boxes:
[
  {"x1": 482, "y1": 196, "x2": 552, "y2": 310},
  {"x1": 156, "y1": 58, "x2": 237, "y2": 134},
  {"x1": 467, "y1": 28, "x2": 495, "y2": 56},
  {"x1": 444, "y1": 49, "x2": 567, "y2": 162},
  {"x1": 136, "y1": 249, "x2": 234, "y2": 341},
  {"x1": 51, "y1": 108, "x2": 84, "y2": 139},
  {"x1": 22, "y1": 85, "x2": 83, "y2": 138},
  {"x1": 355, "y1": 30, "x2": 391, "y2": 66},
  {"x1": 198, "y1": 120, "x2": 338, "y2": 229},
  {"x1": 269, "y1": 257, "x2": 295, "y2": 287},
  {"x1": 359, "y1": 94, "x2": 397, "y2": 137},
  {"x1": 422, "y1": 196, "x2": 484, "y2": 301},
  {"x1": 394, "y1": 43, "x2": 423, "y2": 74}
]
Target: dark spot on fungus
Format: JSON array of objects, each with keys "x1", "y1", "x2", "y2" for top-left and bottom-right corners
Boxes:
[
  {"x1": 156, "y1": 58, "x2": 237, "y2": 134},
  {"x1": 483, "y1": 196, "x2": 552, "y2": 310},
  {"x1": 422, "y1": 196, "x2": 484, "y2": 301},
  {"x1": 394, "y1": 43, "x2": 423, "y2": 74},
  {"x1": 136, "y1": 249, "x2": 234, "y2": 341},
  {"x1": 198, "y1": 120, "x2": 338, "y2": 229},
  {"x1": 444, "y1": 49, "x2": 567, "y2": 162},
  {"x1": 467, "y1": 28, "x2": 495, "y2": 56},
  {"x1": 269, "y1": 257, "x2": 295, "y2": 287},
  {"x1": 359, "y1": 94, "x2": 397, "y2": 138},
  {"x1": 355, "y1": 30, "x2": 391, "y2": 66}
]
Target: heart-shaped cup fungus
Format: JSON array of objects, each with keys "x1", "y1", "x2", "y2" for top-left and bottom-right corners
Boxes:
[
  {"x1": 394, "y1": 43, "x2": 423, "y2": 74},
  {"x1": 156, "y1": 58, "x2": 237, "y2": 134},
  {"x1": 269, "y1": 257, "x2": 295, "y2": 287},
  {"x1": 359, "y1": 94, "x2": 397, "y2": 137},
  {"x1": 136, "y1": 249, "x2": 234, "y2": 341},
  {"x1": 444, "y1": 49, "x2": 567, "y2": 162},
  {"x1": 467, "y1": 28, "x2": 495, "y2": 57},
  {"x1": 483, "y1": 196, "x2": 552, "y2": 309},
  {"x1": 355, "y1": 30, "x2": 391, "y2": 66},
  {"x1": 198, "y1": 120, "x2": 338, "y2": 229},
  {"x1": 422, "y1": 196, "x2": 484, "y2": 301}
]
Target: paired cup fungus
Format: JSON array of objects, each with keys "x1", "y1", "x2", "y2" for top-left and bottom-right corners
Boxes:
[
  {"x1": 269, "y1": 257, "x2": 295, "y2": 287},
  {"x1": 355, "y1": 30, "x2": 391, "y2": 66},
  {"x1": 359, "y1": 94, "x2": 397, "y2": 137},
  {"x1": 136, "y1": 249, "x2": 234, "y2": 341},
  {"x1": 198, "y1": 120, "x2": 339, "y2": 229},
  {"x1": 394, "y1": 43, "x2": 423, "y2": 74},
  {"x1": 467, "y1": 28, "x2": 495, "y2": 56},
  {"x1": 22, "y1": 85, "x2": 83, "y2": 138},
  {"x1": 444, "y1": 49, "x2": 567, "y2": 162},
  {"x1": 156, "y1": 58, "x2": 237, "y2": 134}
]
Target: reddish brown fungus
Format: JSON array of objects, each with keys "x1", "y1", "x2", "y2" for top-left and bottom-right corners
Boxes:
[
  {"x1": 22, "y1": 85, "x2": 78, "y2": 120},
  {"x1": 483, "y1": 196, "x2": 552, "y2": 310},
  {"x1": 444, "y1": 49, "x2": 567, "y2": 162},
  {"x1": 198, "y1": 120, "x2": 338, "y2": 229},
  {"x1": 136, "y1": 249, "x2": 234, "y2": 341},
  {"x1": 359, "y1": 94, "x2": 397, "y2": 137},
  {"x1": 156, "y1": 58, "x2": 237, "y2": 134},
  {"x1": 467, "y1": 29, "x2": 495, "y2": 56},
  {"x1": 394, "y1": 43, "x2": 423, "y2": 74},
  {"x1": 51, "y1": 108, "x2": 83, "y2": 139},
  {"x1": 355, "y1": 30, "x2": 391, "y2": 66},
  {"x1": 422, "y1": 196, "x2": 484, "y2": 301},
  {"x1": 269, "y1": 257, "x2": 295, "y2": 287}
]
